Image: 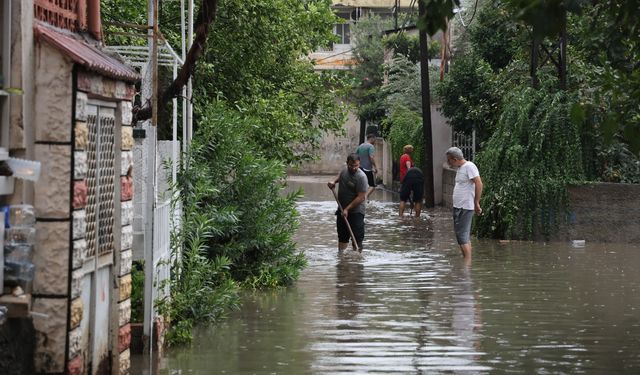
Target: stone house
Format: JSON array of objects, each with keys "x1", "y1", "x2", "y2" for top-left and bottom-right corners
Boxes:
[{"x1": 1, "y1": 1, "x2": 138, "y2": 373}]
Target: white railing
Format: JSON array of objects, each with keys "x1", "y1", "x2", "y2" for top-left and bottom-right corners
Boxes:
[{"x1": 152, "y1": 200, "x2": 172, "y2": 306}]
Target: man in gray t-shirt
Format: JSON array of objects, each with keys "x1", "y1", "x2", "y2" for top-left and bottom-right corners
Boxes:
[{"x1": 328, "y1": 153, "x2": 368, "y2": 250}]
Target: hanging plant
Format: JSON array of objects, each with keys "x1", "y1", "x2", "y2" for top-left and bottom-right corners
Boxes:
[{"x1": 475, "y1": 86, "x2": 585, "y2": 240}]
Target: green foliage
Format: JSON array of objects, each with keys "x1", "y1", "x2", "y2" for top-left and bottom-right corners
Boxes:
[
  {"x1": 569, "y1": 4, "x2": 640, "y2": 158},
  {"x1": 417, "y1": 0, "x2": 461, "y2": 36},
  {"x1": 180, "y1": 101, "x2": 306, "y2": 286},
  {"x1": 351, "y1": 15, "x2": 392, "y2": 92},
  {"x1": 385, "y1": 107, "x2": 424, "y2": 168},
  {"x1": 503, "y1": 0, "x2": 586, "y2": 38},
  {"x1": 383, "y1": 32, "x2": 441, "y2": 63},
  {"x1": 380, "y1": 55, "x2": 442, "y2": 163},
  {"x1": 349, "y1": 14, "x2": 393, "y2": 123},
  {"x1": 130, "y1": 262, "x2": 144, "y2": 323},
  {"x1": 194, "y1": 0, "x2": 347, "y2": 164},
  {"x1": 161, "y1": 101, "x2": 308, "y2": 345},
  {"x1": 436, "y1": 53, "x2": 500, "y2": 144},
  {"x1": 382, "y1": 56, "x2": 423, "y2": 113},
  {"x1": 102, "y1": 0, "x2": 184, "y2": 49},
  {"x1": 101, "y1": 0, "x2": 147, "y2": 46},
  {"x1": 141, "y1": 0, "x2": 339, "y2": 345},
  {"x1": 468, "y1": 0, "x2": 522, "y2": 71},
  {"x1": 383, "y1": 33, "x2": 420, "y2": 63},
  {"x1": 596, "y1": 142, "x2": 640, "y2": 183},
  {"x1": 475, "y1": 87, "x2": 585, "y2": 240}
]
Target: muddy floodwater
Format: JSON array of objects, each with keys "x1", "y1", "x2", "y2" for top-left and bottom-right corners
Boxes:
[{"x1": 136, "y1": 176, "x2": 640, "y2": 374}]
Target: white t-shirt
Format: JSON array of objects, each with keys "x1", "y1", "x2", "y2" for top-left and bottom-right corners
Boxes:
[{"x1": 452, "y1": 161, "x2": 480, "y2": 210}]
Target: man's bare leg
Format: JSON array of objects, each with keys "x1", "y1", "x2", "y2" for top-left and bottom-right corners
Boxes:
[
  {"x1": 399, "y1": 201, "x2": 406, "y2": 216},
  {"x1": 414, "y1": 202, "x2": 422, "y2": 217},
  {"x1": 339, "y1": 242, "x2": 349, "y2": 251},
  {"x1": 460, "y1": 243, "x2": 472, "y2": 258}
]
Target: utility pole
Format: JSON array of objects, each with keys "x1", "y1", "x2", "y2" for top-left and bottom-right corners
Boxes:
[
  {"x1": 418, "y1": 0, "x2": 435, "y2": 207},
  {"x1": 394, "y1": 0, "x2": 399, "y2": 29}
]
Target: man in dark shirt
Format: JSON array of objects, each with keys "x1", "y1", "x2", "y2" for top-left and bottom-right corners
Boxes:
[
  {"x1": 327, "y1": 153, "x2": 369, "y2": 250},
  {"x1": 399, "y1": 167, "x2": 424, "y2": 217}
]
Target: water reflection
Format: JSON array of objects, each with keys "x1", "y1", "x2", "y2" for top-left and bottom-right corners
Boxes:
[
  {"x1": 133, "y1": 176, "x2": 640, "y2": 374},
  {"x1": 336, "y1": 252, "x2": 365, "y2": 322}
]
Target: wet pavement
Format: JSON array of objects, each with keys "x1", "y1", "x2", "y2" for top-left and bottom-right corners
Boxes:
[{"x1": 134, "y1": 175, "x2": 640, "y2": 374}]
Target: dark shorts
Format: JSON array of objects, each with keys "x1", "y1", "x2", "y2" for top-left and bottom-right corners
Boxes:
[
  {"x1": 453, "y1": 208, "x2": 474, "y2": 245},
  {"x1": 336, "y1": 211, "x2": 365, "y2": 246},
  {"x1": 400, "y1": 181, "x2": 424, "y2": 203},
  {"x1": 361, "y1": 168, "x2": 376, "y2": 187}
]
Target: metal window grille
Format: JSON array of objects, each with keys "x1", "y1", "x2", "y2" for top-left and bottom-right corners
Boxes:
[
  {"x1": 85, "y1": 109, "x2": 116, "y2": 262},
  {"x1": 452, "y1": 129, "x2": 476, "y2": 161}
]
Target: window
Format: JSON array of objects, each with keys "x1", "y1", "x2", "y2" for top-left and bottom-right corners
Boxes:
[{"x1": 335, "y1": 12, "x2": 351, "y2": 45}]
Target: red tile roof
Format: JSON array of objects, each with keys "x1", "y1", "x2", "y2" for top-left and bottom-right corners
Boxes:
[{"x1": 34, "y1": 22, "x2": 140, "y2": 82}]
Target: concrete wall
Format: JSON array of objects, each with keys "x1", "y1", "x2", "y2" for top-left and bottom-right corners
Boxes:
[
  {"x1": 430, "y1": 105, "x2": 452, "y2": 206},
  {"x1": 442, "y1": 168, "x2": 640, "y2": 244},
  {"x1": 562, "y1": 183, "x2": 640, "y2": 243},
  {"x1": 442, "y1": 166, "x2": 455, "y2": 209},
  {"x1": 296, "y1": 104, "x2": 452, "y2": 206},
  {"x1": 294, "y1": 110, "x2": 361, "y2": 175}
]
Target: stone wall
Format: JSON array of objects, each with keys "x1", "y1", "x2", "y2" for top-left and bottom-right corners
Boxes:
[
  {"x1": 442, "y1": 166, "x2": 455, "y2": 209},
  {"x1": 562, "y1": 183, "x2": 640, "y2": 243},
  {"x1": 68, "y1": 71, "x2": 135, "y2": 375},
  {"x1": 442, "y1": 167, "x2": 640, "y2": 243},
  {"x1": 31, "y1": 42, "x2": 73, "y2": 374}
]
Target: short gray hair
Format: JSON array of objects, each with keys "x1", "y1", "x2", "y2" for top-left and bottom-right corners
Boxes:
[{"x1": 446, "y1": 147, "x2": 464, "y2": 160}]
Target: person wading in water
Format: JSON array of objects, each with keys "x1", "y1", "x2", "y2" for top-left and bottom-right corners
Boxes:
[
  {"x1": 328, "y1": 153, "x2": 368, "y2": 251},
  {"x1": 446, "y1": 147, "x2": 483, "y2": 259}
]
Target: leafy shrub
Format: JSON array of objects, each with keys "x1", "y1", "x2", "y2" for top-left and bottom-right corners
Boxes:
[
  {"x1": 468, "y1": 0, "x2": 523, "y2": 71},
  {"x1": 130, "y1": 261, "x2": 144, "y2": 323},
  {"x1": 475, "y1": 87, "x2": 585, "y2": 240},
  {"x1": 436, "y1": 53, "x2": 500, "y2": 145},
  {"x1": 385, "y1": 107, "x2": 424, "y2": 169},
  {"x1": 159, "y1": 101, "x2": 306, "y2": 345}
]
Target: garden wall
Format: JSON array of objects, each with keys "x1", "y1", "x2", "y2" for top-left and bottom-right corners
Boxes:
[{"x1": 441, "y1": 167, "x2": 640, "y2": 244}]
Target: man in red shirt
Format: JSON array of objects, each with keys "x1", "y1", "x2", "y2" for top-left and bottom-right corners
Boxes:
[{"x1": 399, "y1": 144, "x2": 414, "y2": 182}]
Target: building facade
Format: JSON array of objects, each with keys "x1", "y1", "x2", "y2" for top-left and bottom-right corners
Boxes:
[{"x1": 1, "y1": 1, "x2": 138, "y2": 373}]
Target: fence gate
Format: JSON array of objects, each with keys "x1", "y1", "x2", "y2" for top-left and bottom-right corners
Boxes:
[{"x1": 81, "y1": 101, "x2": 117, "y2": 374}]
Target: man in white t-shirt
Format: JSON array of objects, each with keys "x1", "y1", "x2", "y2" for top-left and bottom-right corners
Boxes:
[{"x1": 446, "y1": 147, "x2": 483, "y2": 259}]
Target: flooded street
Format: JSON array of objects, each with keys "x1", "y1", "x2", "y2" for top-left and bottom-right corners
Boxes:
[{"x1": 142, "y1": 176, "x2": 640, "y2": 374}]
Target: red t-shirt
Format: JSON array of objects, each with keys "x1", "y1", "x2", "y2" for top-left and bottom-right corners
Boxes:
[{"x1": 399, "y1": 153, "x2": 413, "y2": 182}]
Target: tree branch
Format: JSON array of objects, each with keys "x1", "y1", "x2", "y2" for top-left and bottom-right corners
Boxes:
[{"x1": 133, "y1": 0, "x2": 219, "y2": 123}]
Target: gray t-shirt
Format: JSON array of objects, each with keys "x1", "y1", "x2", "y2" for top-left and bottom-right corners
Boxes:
[
  {"x1": 356, "y1": 142, "x2": 375, "y2": 171},
  {"x1": 338, "y1": 166, "x2": 368, "y2": 215}
]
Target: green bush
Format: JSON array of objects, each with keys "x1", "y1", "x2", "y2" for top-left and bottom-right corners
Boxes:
[
  {"x1": 130, "y1": 262, "x2": 144, "y2": 323},
  {"x1": 159, "y1": 101, "x2": 306, "y2": 345},
  {"x1": 475, "y1": 86, "x2": 585, "y2": 240},
  {"x1": 436, "y1": 53, "x2": 500, "y2": 145},
  {"x1": 384, "y1": 107, "x2": 423, "y2": 169}
]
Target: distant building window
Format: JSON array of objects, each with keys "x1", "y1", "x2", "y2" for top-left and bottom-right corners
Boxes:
[{"x1": 335, "y1": 22, "x2": 350, "y2": 45}]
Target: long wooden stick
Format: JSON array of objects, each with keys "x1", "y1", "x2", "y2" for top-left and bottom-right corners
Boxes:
[{"x1": 330, "y1": 187, "x2": 361, "y2": 251}]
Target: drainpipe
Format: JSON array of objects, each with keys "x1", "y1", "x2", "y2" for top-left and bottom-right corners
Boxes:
[
  {"x1": 87, "y1": 0, "x2": 101, "y2": 40},
  {"x1": 77, "y1": 0, "x2": 87, "y2": 31}
]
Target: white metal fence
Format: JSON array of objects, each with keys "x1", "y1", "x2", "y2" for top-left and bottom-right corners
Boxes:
[{"x1": 452, "y1": 129, "x2": 476, "y2": 161}]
